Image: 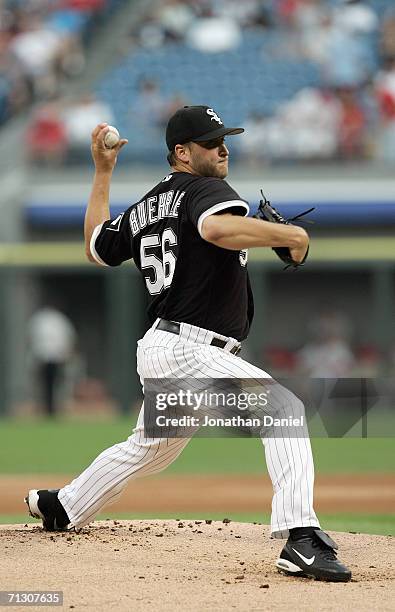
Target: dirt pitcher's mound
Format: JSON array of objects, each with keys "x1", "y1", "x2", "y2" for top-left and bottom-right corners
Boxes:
[{"x1": 0, "y1": 521, "x2": 393, "y2": 611}]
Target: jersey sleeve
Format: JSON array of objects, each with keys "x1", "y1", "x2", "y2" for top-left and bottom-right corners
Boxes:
[
  {"x1": 89, "y1": 210, "x2": 133, "y2": 267},
  {"x1": 185, "y1": 178, "x2": 249, "y2": 236}
]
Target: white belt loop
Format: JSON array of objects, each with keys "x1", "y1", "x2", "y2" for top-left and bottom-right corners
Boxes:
[{"x1": 225, "y1": 338, "x2": 239, "y2": 353}]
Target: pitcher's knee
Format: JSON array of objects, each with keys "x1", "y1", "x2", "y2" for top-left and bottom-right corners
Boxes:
[{"x1": 124, "y1": 436, "x2": 187, "y2": 472}]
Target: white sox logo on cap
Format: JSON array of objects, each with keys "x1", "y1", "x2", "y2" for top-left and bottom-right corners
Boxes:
[
  {"x1": 165, "y1": 105, "x2": 243, "y2": 150},
  {"x1": 206, "y1": 108, "x2": 223, "y2": 125}
]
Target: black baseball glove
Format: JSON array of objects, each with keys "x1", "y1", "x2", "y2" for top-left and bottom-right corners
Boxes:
[{"x1": 253, "y1": 190, "x2": 314, "y2": 270}]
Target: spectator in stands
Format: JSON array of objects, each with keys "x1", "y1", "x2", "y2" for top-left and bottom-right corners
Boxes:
[
  {"x1": 160, "y1": 93, "x2": 189, "y2": 126},
  {"x1": 209, "y1": 0, "x2": 271, "y2": 29},
  {"x1": 275, "y1": 0, "x2": 305, "y2": 29},
  {"x1": 59, "y1": 1, "x2": 106, "y2": 11},
  {"x1": 10, "y1": 15, "x2": 61, "y2": 100},
  {"x1": 296, "y1": 308, "x2": 356, "y2": 378},
  {"x1": 299, "y1": 10, "x2": 334, "y2": 64},
  {"x1": 240, "y1": 88, "x2": 342, "y2": 162},
  {"x1": 2, "y1": 0, "x2": 391, "y2": 165},
  {"x1": 276, "y1": 0, "x2": 328, "y2": 38},
  {"x1": 187, "y1": 14, "x2": 242, "y2": 53},
  {"x1": 1, "y1": 54, "x2": 31, "y2": 116},
  {"x1": 127, "y1": 81, "x2": 185, "y2": 153},
  {"x1": 0, "y1": 0, "x2": 112, "y2": 125},
  {"x1": 279, "y1": 87, "x2": 341, "y2": 159},
  {"x1": 294, "y1": 0, "x2": 326, "y2": 31},
  {"x1": 62, "y1": 93, "x2": 114, "y2": 153},
  {"x1": 238, "y1": 111, "x2": 273, "y2": 164},
  {"x1": 375, "y1": 57, "x2": 395, "y2": 161},
  {"x1": 335, "y1": 87, "x2": 366, "y2": 159},
  {"x1": 25, "y1": 99, "x2": 68, "y2": 165},
  {"x1": 28, "y1": 304, "x2": 77, "y2": 417},
  {"x1": 132, "y1": 78, "x2": 168, "y2": 129},
  {"x1": 319, "y1": 6, "x2": 377, "y2": 88},
  {"x1": 133, "y1": 15, "x2": 166, "y2": 50},
  {"x1": 246, "y1": 2, "x2": 272, "y2": 29},
  {"x1": 46, "y1": 8, "x2": 87, "y2": 80},
  {"x1": 155, "y1": 0, "x2": 196, "y2": 42},
  {"x1": 333, "y1": 0, "x2": 378, "y2": 35}
]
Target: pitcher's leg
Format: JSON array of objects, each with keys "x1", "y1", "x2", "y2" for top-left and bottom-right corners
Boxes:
[
  {"x1": 58, "y1": 404, "x2": 192, "y2": 528},
  {"x1": 187, "y1": 347, "x2": 320, "y2": 539},
  {"x1": 260, "y1": 391, "x2": 320, "y2": 538},
  {"x1": 263, "y1": 434, "x2": 320, "y2": 538}
]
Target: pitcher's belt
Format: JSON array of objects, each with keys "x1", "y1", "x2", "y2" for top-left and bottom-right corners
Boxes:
[{"x1": 156, "y1": 319, "x2": 241, "y2": 355}]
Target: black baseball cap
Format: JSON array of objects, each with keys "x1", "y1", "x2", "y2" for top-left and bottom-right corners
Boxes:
[{"x1": 166, "y1": 105, "x2": 244, "y2": 151}]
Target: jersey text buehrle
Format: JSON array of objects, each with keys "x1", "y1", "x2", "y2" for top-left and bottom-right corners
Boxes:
[{"x1": 129, "y1": 190, "x2": 185, "y2": 236}]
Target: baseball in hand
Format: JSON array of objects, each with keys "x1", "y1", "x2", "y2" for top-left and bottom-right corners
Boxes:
[{"x1": 104, "y1": 126, "x2": 120, "y2": 149}]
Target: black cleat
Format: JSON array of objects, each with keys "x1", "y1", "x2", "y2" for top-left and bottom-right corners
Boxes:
[
  {"x1": 276, "y1": 529, "x2": 352, "y2": 582},
  {"x1": 25, "y1": 489, "x2": 70, "y2": 532}
]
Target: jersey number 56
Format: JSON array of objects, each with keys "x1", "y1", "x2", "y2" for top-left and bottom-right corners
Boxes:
[{"x1": 140, "y1": 229, "x2": 177, "y2": 295}]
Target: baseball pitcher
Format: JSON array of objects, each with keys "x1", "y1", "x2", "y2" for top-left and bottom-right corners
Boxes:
[{"x1": 26, "y1": 105, "x2": 351, "y2": 582}]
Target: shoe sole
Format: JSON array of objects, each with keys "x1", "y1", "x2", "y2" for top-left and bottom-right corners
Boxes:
[
  {"x1": 276, "y1": 558, "x2": 307, "y2": 577},
  {"x1": 276, "y1": 558, "x2": 351, "y2": 582}
]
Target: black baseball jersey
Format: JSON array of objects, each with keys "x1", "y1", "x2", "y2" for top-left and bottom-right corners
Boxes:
[{"x1": 90, "y1": 171, "x2": 254, "y2": 340}]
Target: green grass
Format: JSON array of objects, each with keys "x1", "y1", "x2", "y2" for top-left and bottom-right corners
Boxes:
[
  {"x1": 0, "y1": 417, "x2": 394, "y2": 474},
  {"x1": 1, "y1": 512, "x2": 393, "y2": 536},
  {"x1": 1, "y1": 237, "x2": 393, "y2": 266}
]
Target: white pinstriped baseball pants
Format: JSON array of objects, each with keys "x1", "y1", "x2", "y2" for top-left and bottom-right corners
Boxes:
[{"x1": 58, "y1": 320, "x2": 320, "y2": 538}]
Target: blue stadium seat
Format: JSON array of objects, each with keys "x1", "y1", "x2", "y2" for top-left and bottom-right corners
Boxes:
[{"x1": 94, "y1": 26, "x2": 353, "y2": 162}]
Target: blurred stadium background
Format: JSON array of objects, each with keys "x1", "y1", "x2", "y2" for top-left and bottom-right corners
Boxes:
[{"x1": 0, "y1": 0, "x2": 393, "y2": 531}]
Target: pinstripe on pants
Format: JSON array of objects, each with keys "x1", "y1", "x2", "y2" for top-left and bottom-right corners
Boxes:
[{"x1": 58, "y1": 320, "x2": 320, "y2": 538}]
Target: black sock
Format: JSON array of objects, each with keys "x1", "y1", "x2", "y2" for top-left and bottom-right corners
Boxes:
[{"x1": 289, "y1": 527, "x2": 319, "y2": 540}]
